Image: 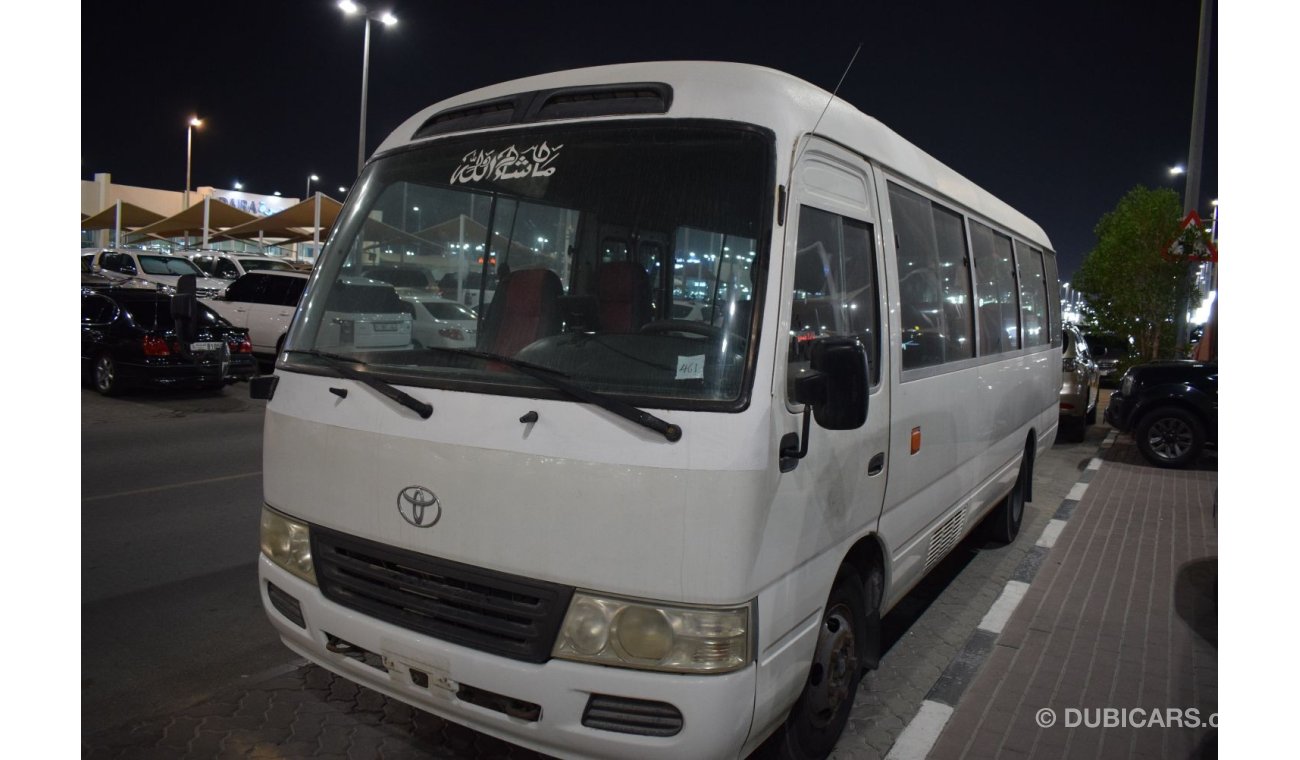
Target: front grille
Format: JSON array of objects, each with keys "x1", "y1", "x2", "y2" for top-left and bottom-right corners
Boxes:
[{"x1": 312, "y1": 527, "x2": 573, "y2": 663}]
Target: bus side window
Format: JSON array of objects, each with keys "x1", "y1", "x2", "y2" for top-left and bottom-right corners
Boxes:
[
  {"x1": 888, "y1": 183, "x2": 975, "y2": 370},
  {"x1": 970, "y1": 220, "x2": 1020, "y2": 355}
]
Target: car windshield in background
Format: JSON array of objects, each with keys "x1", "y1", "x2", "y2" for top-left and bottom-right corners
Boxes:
[
  {"x1": 242, "y1": 258, "x2": 294, "y2": 272},
  {"x1": 1084, "y1": 334, "x2": 1131, "y2": 358},
  {"x1": 140, "y1": 256, "x2": 205, "y2": 277},
  {"x1": 288, "y1": 121, "x2": 772, "y2": 409},
  {"x1": 119, "y1": 297, "x2": 225, "y2": 330}
]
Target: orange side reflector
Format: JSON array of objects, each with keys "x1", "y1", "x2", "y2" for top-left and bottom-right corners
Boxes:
[{"x1": 910, "y1": 427, "x2": 922, "y2": 455}]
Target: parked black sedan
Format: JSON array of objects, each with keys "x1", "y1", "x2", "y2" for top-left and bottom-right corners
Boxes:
[
  {"x1": 1105, "y1": 360, "x2": 1217, "y2": 468},
  {"x1": 81, "y1": 287, "x2": 257, "y2": 395}
]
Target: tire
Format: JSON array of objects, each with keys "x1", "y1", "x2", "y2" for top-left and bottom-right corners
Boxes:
[
  {"x1": 1061, "y1": 413, "x2": 1086, "y2": 443},
  {"x1": 93, "y1": 353, "x2": 124, "y2": 397},
  {"x1": 1135, "y1": 406, "x2": 1205, "y2": 468},
  {"x1": 766, "y1": 566, "x2": 868, "y2": 760},
  {"x1": 986, "y1": 454, "x2": 1028, "y2": 544}
]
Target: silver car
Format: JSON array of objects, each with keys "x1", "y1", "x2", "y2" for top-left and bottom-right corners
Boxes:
[{"x1": 1059, "y1": 324, "x2": 1101, "y2": 441}]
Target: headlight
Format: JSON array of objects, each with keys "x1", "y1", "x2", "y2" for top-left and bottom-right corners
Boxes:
[
  {"x1": 552, "y1": 592, "x2": 751, "y2": 674},
  {"x1": 1121, "y1": 373, "x2": 1136, "y2": 396},
  {"x1": 260, "y1": 507, "x2": 316, "y2": 585}
]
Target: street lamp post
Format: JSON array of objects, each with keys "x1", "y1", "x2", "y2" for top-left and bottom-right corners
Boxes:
[
  {"x1": 338, "y1": 1, "x2": 397, "y2": 177},
  {"x1": 305, "y1": 173, "x2": 319, "y2": 200},
  {"x1": 185, "y1": 116, "x2": 203, "y2": 209}
]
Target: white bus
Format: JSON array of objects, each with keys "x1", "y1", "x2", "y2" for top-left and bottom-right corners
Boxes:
[{"x1": 256, "y1": 61, "x2": 1061, "y2": 759}]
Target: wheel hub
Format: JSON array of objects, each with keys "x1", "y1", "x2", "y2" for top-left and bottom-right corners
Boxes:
[
  {"x1": 1148, "y1": 419, "x2": 1191, "y2": 458},
  {"x1": 805, "y1": 604, "x2": 859, "y2": 728}
]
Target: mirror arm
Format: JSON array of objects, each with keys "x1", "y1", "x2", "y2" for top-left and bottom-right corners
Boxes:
[{"x1": 779, "y1": 406, "x2": 813, "y2": 471}]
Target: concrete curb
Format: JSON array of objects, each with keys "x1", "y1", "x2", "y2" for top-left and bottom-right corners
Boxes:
[{"x1": 884, "y1": 431, "x2": 1118, "y2": 760}]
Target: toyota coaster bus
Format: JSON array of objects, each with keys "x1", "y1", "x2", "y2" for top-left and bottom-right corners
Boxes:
[{"x1": 256, "y1": 61, "x2": 1062, "y2": 759}]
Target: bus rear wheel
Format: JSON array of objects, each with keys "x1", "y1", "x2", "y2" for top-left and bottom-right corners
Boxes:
[{"x1": 986, "y1": 455, "x2": 1028, "y2": 544}]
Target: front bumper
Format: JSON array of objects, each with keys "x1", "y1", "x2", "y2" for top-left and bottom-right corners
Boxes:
[
  {"x1": 1104, "y1": 391, "x2": 1130, "y2": 430},
  {"x1": 259, "y1": 555, "x2": 758, "y2": 759}
]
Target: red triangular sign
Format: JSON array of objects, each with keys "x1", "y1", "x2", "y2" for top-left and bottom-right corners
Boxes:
[{"x1": 1163, "y1": 211, "x2": 1218, "y2": 263}]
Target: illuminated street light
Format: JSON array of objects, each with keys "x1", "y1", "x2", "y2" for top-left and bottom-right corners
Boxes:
[
  {"x1": 233, "y1": 181, "x2": 243, "y2": 190},
  {"x1": 185, "y1": 116, "x2": 203, "y2": 209},
  {"x1": 339, "y1": 1, "x2": 398, "y2": 176},
  {"x1": 1169, "y1": 165, "x2": 1186, "y2": 176},
  {"x1": 338, "y1": 186, "x2": 348, "y2": 194},
  {"x1": 305, "y1": 173, "x2": 319, "y2": 199}
]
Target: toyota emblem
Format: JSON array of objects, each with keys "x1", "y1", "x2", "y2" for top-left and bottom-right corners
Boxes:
[{"x1": 397, "y1": 486, "x2": 441, "y2": 528}]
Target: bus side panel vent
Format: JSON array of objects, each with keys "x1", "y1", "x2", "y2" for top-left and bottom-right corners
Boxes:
[{"x1": 925, "y1": 508, "x2": 967, "y2": 570}]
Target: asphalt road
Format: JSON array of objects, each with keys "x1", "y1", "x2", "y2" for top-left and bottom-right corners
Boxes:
[
  {"x1": 80, "y1": 380, "x2": 1112, "y2": 756},
  {"x1": 81, "y1": 383, "x2": 293, "y2": 735}
]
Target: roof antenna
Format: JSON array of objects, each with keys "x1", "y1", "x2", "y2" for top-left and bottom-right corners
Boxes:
[{"x1": 812, "y1": 43, "x2": 863, "y2": 137}]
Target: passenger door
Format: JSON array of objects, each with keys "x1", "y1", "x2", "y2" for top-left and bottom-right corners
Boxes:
[{"x1": 779, "y1": 142, "x2": 890, "y2": 531}]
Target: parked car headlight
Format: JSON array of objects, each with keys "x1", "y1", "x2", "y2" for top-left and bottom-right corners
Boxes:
[
  {"x1": 1121, "y1": 373, "x2": 1136, "y2": 396},
  {"x1": 553, "y1": 592, "x2": 751, "y2": 674},
  {"x1": 260, "y1": 507, "x2": 316, "y2": 585}
]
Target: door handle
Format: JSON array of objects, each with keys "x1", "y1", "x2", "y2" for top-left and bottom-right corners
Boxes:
[{"x1": 868, "y1": 452, "x2": 885, "y2": 476}]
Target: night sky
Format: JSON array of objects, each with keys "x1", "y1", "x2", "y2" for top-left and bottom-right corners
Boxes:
[{"x1": 79, "y1": 0, "x2": 1217, "y2": 281}]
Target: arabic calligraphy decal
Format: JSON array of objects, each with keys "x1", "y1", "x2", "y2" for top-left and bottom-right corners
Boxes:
[{"x1": 450, "y1": 142, "x2": 564, "y2": 185}]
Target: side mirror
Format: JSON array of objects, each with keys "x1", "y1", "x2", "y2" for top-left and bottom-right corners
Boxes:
[
  {"x1": 781, "y1": 337, "x2": 869, "y2": 471},
  {"x1": 803, "y1": 337, "x2": 869, "y2": 430}
]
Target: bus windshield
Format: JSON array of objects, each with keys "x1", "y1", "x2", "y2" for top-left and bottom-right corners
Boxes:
[{"x1": 289, "y1": 121, "x2": 773, "y2": 409}]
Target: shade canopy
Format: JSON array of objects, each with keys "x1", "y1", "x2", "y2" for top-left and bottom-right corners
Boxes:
[
  {"x1": 128, "y1": 198, "x2": 260, "y2": 238},
  {"x1": 209, "y1": 194, "x2": 344, "y2": 242},
  {"x1": 80, "y1": 202, "x2": 166, "y2": 231}
]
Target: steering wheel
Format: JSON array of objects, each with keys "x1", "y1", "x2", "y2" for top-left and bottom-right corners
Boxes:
[{"x1": 639, "y1": 319, "x2": 747, "y2": 348}]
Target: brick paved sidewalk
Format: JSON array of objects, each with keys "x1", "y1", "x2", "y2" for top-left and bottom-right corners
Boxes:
[{"x1": 927, "y1": 434, "x2": 1218, "y2": 759}]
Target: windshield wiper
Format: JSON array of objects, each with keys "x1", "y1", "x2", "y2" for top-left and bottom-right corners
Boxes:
[
  {"x1": 287, "y1": 349, "x2": 433, "y2": 419},
  {"x1": 424, "y1": 346, "x2": 682, "y2": 443}
]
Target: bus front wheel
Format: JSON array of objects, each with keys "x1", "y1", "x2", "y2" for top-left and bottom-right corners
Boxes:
[{"x1": 766, "y1": 565, "x2": 869, "y2": 759}]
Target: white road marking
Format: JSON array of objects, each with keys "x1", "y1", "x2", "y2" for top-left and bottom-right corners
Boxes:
[
  {"x1": 1036, "y1": 519, "x2": 1068, "y2": 549},
  {"x1": 886, "y1": 700, "x2": 955, "y2": 760},
  {"x1": 83, "y1": 471, "x2": 261, "y2": 502},
  {"x1": 977, "y1": 581, "x2": 1030, "y2": 635},
  {"x1": 1066, "y1": 481, "x2": 1089, "y2": 501}
]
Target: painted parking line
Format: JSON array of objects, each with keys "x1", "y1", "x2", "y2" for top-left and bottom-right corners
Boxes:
[{"x1": 83, "y1": 471, "x2": 261, "y2": 503}]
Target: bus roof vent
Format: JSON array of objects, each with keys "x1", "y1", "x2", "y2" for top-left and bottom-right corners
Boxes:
[
  {"x1": 412, "y1": 97, "x2": 520, "y2": 139},
  {"x1": 412, "y1": 83, "x2": 673, "y2": 140},
  {"x1": 527, "y1": 83, "x2": 673, "y2": 121}
]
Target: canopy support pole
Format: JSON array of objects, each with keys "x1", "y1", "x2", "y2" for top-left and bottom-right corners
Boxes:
[
  {"x1": 114, "y1": 200, "x2": 122, "y2": 248},
  {"x1": 202, "y1": 197, "x2": 211, "y2": 249}
]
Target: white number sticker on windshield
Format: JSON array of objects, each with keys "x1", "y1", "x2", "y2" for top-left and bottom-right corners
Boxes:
[{"x1": 676, "y1": 355, "x2": 705, "y2": 381}]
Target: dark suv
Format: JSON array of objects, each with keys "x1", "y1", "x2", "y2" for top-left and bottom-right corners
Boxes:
[{"x1": 1105, "y1": 361, "x2": 1217, "y2": 468}]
